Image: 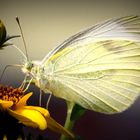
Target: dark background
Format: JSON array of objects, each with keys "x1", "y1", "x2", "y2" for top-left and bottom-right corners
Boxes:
[{"x1": 0, "y1": 0, "x2": 140, "y2": 139}]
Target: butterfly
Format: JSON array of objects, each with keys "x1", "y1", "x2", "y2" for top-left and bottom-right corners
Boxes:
[{"x1": 6, "y1": 16, "x2": 140, "y2": 114}]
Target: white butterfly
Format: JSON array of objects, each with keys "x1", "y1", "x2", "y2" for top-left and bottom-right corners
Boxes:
[{"x1": 12, "y1": 16, "x2": 140, "y2": 114}]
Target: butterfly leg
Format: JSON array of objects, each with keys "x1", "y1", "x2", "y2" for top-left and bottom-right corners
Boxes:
[
  {"x1": 0, "y1": 64, "x2": 22, "y2": 82},
  {"x1": 23, "y1": 78, "x2": 33, "y2": 92},
  {"x1": 46, "y1": 92, "x2": 52, "y2": 109},
  {"x1": 39, "y1": 88, "x2": 43, "y2": 106},
  {"x1": 19, "y1": 75, "x2": 28, "y2": 90},
  {"x1": 38, "y1": 79, "x2": 52, "y2": 108}
]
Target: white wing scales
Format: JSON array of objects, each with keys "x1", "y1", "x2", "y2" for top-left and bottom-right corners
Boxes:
[
  {"x1": 41, "y1": 16, "x2": 140, "y2": 63},
  {"x1": 43, "y1": 16, "x2": 140, "y2": 114}
]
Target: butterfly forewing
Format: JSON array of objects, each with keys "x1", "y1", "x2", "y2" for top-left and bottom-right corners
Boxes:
[
  {"x1": 42, "y1": 16, "x2": 140, "y2": 114},
  {"x1": 42, "y1": 15, "x2": 140, "y2": 64}
]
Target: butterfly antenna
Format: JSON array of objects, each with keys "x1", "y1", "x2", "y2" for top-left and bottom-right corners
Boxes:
[
  {"x1": 12, "y1": 44, "x2": 27, "y2": 60},
  {"x1": 16, "y1": 17, "x2": 29, "y2": 61}
]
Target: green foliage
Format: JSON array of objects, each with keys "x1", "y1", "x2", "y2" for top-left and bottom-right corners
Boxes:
[
  {"x1": 0, "y1": 20, "x2": 6, "y2": 47},
  {"x1": 70, "y1": 104, "x2": 86, "y2": 121},
  {"x1": 0, "y1": 19, "x2": 20, "y2": 48}
]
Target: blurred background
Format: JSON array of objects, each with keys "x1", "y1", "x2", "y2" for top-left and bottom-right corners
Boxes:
[{"x1": 0, "y1": 0, "x2": 140, "y2": 139}]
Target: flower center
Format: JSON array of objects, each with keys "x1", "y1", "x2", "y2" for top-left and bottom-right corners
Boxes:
[{"x1": 0, "y1": 85, "x2": 24, "y2": 104}]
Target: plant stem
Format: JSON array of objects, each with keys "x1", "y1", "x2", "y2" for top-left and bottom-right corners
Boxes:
[{"x1": 60, "y1": 101, "x2": 75, "y2": 140}]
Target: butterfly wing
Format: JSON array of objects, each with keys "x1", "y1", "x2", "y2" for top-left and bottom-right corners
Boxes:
[
  {"x1": 42, "y1": 16, "x2": 140, "y2": 63},
  {"x1": 43, "y1": 16, "x2": 140, "y2": 114}
]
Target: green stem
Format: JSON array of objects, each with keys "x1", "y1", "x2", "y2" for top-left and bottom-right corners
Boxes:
[{"x1": 60, "y1": 101, "x2": 75, "y2": 140}]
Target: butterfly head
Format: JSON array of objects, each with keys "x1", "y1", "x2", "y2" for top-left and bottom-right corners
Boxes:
[
  {"x1": 22, "y1": 60, "x2": 50, "y2": 92},
  {"x1": 22, "y1": 60, "x2": 42, "y2": 76},
  {"x1": 22, "y1": 61, "x2": 34, "y2": 74}
]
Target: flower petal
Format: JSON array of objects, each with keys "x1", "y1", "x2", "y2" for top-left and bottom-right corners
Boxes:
[
  {"x1": 15, "y1": 92, "x2": 32, "y2": 109},
  {"x1": 0, "y1": 99, "x2": 13, "y2": 110},
  {"x1": 47, "y1": 117, "x2": 75, "y2": 139},
  {"x1": 8, "y1": 107, "x2": 47, "y2": 130},
  {"x1": 25, "y1": 106, "x2": 74, "y2": 138},
  {"x1": 24, "y1": 106, "x2": 50, "y2": 118},
  {"x1": 8, "y1": 109, "x2": 38, "y2": 128}
]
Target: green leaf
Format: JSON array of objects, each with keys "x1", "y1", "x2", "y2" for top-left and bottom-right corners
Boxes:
[{"x1": 70, "y1": 104, "x2": 86, "y2": 121}]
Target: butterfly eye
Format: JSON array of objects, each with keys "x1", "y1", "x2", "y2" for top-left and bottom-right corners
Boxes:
[
  {"x1": 30, "y1": 63, "x2": 34, "y2": 70},
  {"x1": 25, "y1": 62, "x2": 34, "y2": 71},
  {"x1": 31, "y1": 63, "x2": 34, "y2": 68}
]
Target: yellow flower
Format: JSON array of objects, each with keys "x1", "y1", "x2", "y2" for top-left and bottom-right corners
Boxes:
[{"x1": 0, "y1": 85, "x2": 74, "y2": 139}]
